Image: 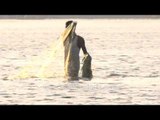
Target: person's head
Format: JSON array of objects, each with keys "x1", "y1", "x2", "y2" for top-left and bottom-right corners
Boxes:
[
  {"x1": 65, "y1": 20, "x2": 77, "y2": 28},
  {"x1": 65, "y1": 20, "x2": 77, "y2": 36},
  {"x1": 65, "y1": 20, "x2": 73, "y2": 28}
]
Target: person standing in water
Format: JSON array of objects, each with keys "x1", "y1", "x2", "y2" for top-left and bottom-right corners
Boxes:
[{"x1": 63, "y1": 20, "x2": 92, "y2": 81}]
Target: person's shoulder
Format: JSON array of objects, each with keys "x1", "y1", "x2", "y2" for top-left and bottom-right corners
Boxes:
[{"x1": 77, "y1": 35, "x2": 84, "y2": 41}]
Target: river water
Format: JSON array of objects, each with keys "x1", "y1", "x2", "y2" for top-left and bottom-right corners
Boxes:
[{"x1": 0, "y1": 17, "x2": 160, "y2": 104}]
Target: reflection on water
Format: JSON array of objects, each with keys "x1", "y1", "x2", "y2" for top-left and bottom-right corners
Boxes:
[{"x1": 0, "y1": 18, "x2": 160, "y2": 104}]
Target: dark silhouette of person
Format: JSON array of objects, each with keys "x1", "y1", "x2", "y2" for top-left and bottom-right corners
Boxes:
[{"x1": 63, "y1": 20, "x2": 89, "y2": 80}]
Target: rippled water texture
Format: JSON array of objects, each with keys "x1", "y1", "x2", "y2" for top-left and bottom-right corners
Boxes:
[{"x1": 1, "y1": 17, "x2": 160, "y2": 104}]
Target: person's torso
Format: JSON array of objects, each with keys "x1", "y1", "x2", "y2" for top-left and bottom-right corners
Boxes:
[{"x1": 64, "y1": 34, "x2": 80, "y2": 63}]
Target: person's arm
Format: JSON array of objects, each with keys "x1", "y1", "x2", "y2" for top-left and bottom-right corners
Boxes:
[{"x1": 80, "y1": 37, "x2": 88, "y2": 55}]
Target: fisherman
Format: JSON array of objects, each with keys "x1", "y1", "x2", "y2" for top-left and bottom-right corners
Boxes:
[{"x1": 63, "y1": 20, "x2": 92, "y2": 80}]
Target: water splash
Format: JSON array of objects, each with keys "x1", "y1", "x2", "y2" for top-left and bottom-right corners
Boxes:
[
  {"x1": 8, "y1": 23, "x2": 74, "y2": 80},
  {"x1": 8, "y1": 40, "x2": 64, "y2": 79}
]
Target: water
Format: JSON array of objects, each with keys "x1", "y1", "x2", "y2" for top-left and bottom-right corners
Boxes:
[{"x1": 0, "y1": 17, "x2": 160, "y2": 104}]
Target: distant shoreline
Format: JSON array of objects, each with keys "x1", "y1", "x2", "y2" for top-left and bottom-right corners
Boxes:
[{"x1": 0, "y1": 15, "x2": 160, "y2": 19}]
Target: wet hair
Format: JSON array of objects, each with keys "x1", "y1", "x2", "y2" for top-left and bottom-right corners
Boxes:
[{"x1": 65, "y1": 20, "x2": 73, "y2": 28}]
